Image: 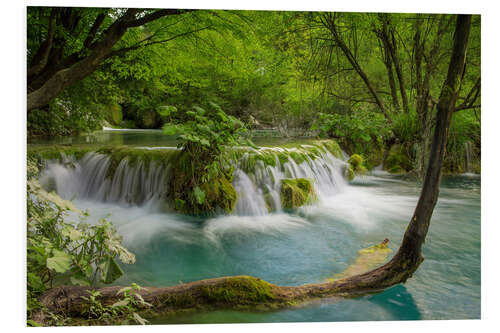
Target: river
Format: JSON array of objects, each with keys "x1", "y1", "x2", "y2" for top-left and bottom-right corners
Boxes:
[{"x1": 30, "y1": 129, "x2": 481, "y2": 323}]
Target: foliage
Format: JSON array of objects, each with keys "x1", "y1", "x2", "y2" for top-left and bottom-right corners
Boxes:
[
  {"x1": 160, "y1": 103, "x2": 249, "y2": 214},
  {"x1": 384, "y1": 144, "x2": 413, "y2": 173},
  {"x1": 27, "y1": 158, "x2": 135, "y2": 322},
  {"x1": 79, "y1": 283, "x2": 151, "y2": 325},
  {"x1": 312, "y1": 111, "x2": 389, "y2": 146},
  {"x1": 444, "y1": 111, "x2": 481, "y2": 173},
  {"x1": 390, "y1": 110, "x2": 420, "y2": 146},
  {"x1": 280, "y1": 178, "x2": 317, "y2": 209},
  {"x1": 27, "y1": 8, "x2": 481, "y2": 172},
  {"x1": 348, "y1": 154, "x2": 368, "y2": 175}
]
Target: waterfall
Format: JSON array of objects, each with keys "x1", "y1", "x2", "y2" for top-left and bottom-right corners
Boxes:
[
  {"x1": 464, "y1": 141, "x2": 473, "y2": 173},
  {"x1": 39, "y1": 143, "x2": 349, "y2": 216}
]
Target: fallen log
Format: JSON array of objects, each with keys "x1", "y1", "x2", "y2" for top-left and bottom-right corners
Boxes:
[{"x1": 34, "y1": 239, "x2": 411, "y2": 324}]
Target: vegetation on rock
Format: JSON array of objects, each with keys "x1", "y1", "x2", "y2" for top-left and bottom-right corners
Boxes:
[
  {"x1": 384, "y1": 144, "x2": 413, "y2": 174},
  {"x1": 280, "y1": 178, "x2": 317, "y2": 209}
]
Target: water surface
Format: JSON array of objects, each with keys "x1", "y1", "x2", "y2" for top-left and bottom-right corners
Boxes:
[{"x1": 36, "y1": 129, "x2": 481, "y2": 323}]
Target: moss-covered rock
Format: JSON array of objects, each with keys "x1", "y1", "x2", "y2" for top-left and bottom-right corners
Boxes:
[
  {"x1": 319, "y1": 140, "x2": 343, "y2": 158},
  {"x1": 348, "y1": 154, "x2": 367, "y2": 178},
  {"x1": 384, "y1": 144, "x2": 413, "y2": 174},
  {"x1": 167, "y1": 151, "x2": 237, "y2": 216},
  {"x1": 280, "y1": 178, "x2": 317, "y2": 209},
  {"x1": 345, "y1": 165, "x2": 355, "y2": 181}
]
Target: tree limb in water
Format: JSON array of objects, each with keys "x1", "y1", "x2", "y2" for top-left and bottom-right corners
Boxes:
[{"x1": 32, "y1": 14, "x2": 472, "y2": 325}]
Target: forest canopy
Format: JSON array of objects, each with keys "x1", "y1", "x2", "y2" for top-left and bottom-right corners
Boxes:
[{"x1": 27, "y1": 8, "x2": 480, "y2": 174}]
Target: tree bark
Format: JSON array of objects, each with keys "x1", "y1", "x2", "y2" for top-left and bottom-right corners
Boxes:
[
  {"x1": 375, "y1": 15, "x2": 400, "y2": 111},
  {"x1": 33, "y1": 14, "x2": 472, "y2": 325},
  {"x1": 388, "y1": 29, "x2": 410, "y2": 114}
]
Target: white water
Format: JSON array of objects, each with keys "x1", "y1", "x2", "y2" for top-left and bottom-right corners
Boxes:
[{"x1": 40, "y1": 147, "x2": 349, "y2": 216}]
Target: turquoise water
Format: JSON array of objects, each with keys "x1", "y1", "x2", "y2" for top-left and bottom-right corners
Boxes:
[{"x1": 38, "y1": 130, "x2": 481, "y2": 323}]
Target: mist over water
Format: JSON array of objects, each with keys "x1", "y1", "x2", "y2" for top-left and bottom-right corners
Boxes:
[{"x1": 38, "y1": 143, "x2": 480, "y2": 322}]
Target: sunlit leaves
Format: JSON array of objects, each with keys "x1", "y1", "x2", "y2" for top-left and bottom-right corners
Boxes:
[{"x1": 46, "y1": 249, "x2": 72, "y2": 273}]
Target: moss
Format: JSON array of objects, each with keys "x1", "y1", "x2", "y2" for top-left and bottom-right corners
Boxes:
[
  {"x1": 348, "y1": 154, "x2": 367, "y2": 177},
  {"x1": 288, "y1": 151, "x2": 308, "y2": 164},
  {"x1": 362, "y1": 145, "x2": 384, "y2": 170},
  {"x1": 276, "y1": 152, "x2": 290, "y2": 166},
  {"x1": 280, "y1": 178, "x2": 317, "y2": 209},
  {"x1": 318, "y1": 140, "x2": 343, "y2": 158},
  {"x1": 200, "y1": 176, "x2": 237, "y2": 214},
  {"x1": 167, "y1": 150, "x2": 237, "y2": 216},
  {"x1": 106, "y1": 103, "x2": 123, "y2": 126},
  {"x1": 199, "y1": 276, "x2": 275, "y2": 305},
  {"x1": 27, "y1": 145, "x2": 94, "y2": 165},
  {"x1": 345, "y1": 166, "x2": 355, "y2": 181},
  {"x1": 257, "y1": 151, "x2": 278, "y2": 168},
  {"x1": 239, "y1": 151, "x2": 277, "y2": 174},
  {"x1": 384, "y1": 145, "x2": 413, "y2": 174}
]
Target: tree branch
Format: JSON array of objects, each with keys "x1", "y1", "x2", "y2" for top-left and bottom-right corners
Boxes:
[
  {"x1": 124, "y1": 9, "x2": 195, "y2": 28},
  {"x1": 83, "y1": 12, "x2": 107, "y2": 48}
]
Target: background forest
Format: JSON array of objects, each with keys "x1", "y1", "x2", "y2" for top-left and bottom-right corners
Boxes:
[
  {"x1": 23, "y1": 6, "x2": 484, "y2": 327},
  {"x1": 27, "y1": 9, "x2": 481, "y2": 175}
]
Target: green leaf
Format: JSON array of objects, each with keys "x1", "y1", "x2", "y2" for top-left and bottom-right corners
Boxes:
[
  {"x1": 70, "y1": 274, "x2": 91, "y2": 286},
  {"x1": 117, "y1": 286, "x2": 132, "y2": 295},
  {"x1": 157, "y1": 105, "x2": 177, "y2": 116},
  {"x1": 163, "y1": 124, "x2": 180, "y2": 136},
  {"x1": 100, "y1": 256, "x2": 124, "y2": 284},
  {"x1": 27, "y1": 272, "x2": 45, "y2": 292},
  {"x1": 27, "y1": 319, "x2": 42, "y2": 327},
  {"x1": 361, "y1": 134, "x2": 371, "y2": 142},
  {"x1": 193, "y1": 106, "x2": 206, "y2": 115},
  {"x1": 111, "y1": 299, "x2": 130, "y2": 308},
  {"x1": 132, "y1": 312, "x2": 149, "y2": 325},
  {"x1": 193, "y1": 186, "x2": 206, "y2": 204},
  {"x1": 46, "y1": 250, "x2": 72, "y2": 273}
]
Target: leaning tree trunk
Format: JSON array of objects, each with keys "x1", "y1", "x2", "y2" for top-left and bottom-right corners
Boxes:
[{"x1": 33, "y1": 15, "x2": 472, "y2": 324}]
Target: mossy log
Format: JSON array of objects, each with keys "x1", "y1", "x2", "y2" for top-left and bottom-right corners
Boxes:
[{"x1": 33, "y1": 238, "x2": 419, "y2": 325}]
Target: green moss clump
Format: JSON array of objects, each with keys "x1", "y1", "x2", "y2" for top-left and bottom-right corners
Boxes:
[
  {"x1": 280, "y1": 178, "x2": 317, "y2": 209},
  {"x1": 288, "y1": 151, "x2": 308, "y2": 164},
  {"x1": 319, "y1": 140, "x2": 343, "y2": 158},
  {"x1": 200, "y1": 176, "x2": 237, "y2": 214},
  {"x1": 348, "y1": 154, "x2": 367, "y2": 177},
  {"x1": 199, "y1": 276, "x2": 276, "y2": 305},
  {"x1": 27, "y1": 145, "x2": 94, "y2": 165},
  {"x1": 346, "y1": 166, "x2": 355, "y2": 181},
  {"x1": 384, "y1": 145, "x2": 413, "y2": 174},
  {"x1": 276, "y1": 152, "x2": 290, "y2": 166},
  {"x1": 168, "y1": 151, "x2": 237, "y2": 216}
]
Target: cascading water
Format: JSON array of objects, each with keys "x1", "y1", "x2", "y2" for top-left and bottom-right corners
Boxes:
[
  {"x1": 30, "y1": 134, "x2": 481, "y2": 321},
  {"x1": 464, "y1": 141, "x2": 473, "y2": 173},
  {"x1": 39, "y1": 145, "x2": 349, "y2": 216}
]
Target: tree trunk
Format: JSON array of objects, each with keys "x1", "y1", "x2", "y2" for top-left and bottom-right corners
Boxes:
[
  {"x1": 389, "y1": 30, "x2": 410, "y2": 114},
  {"x1": 33, "y1": 14, "x2": 472, "y2": 325},
  {"x1": 381, "y1": 37, "x2": 400, "y2": 111},
  {"x1": 323, "y1": 13, "x2": 392, "y2": 123}
]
